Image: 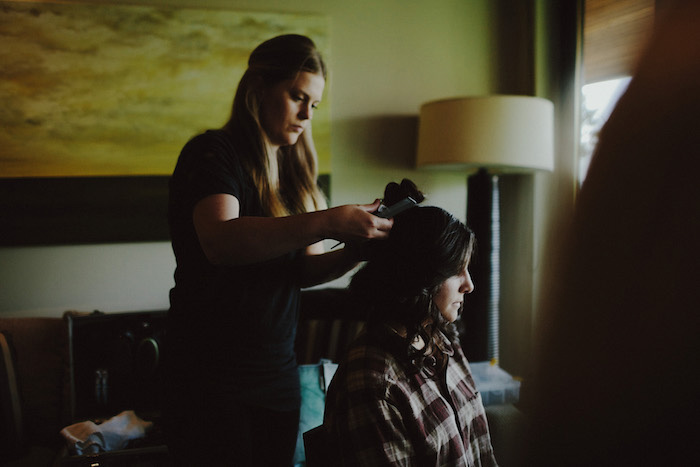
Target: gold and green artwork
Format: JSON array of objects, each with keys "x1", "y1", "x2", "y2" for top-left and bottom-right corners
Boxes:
[{"x1": 0, "y1": 1, "x2": 330, "y2": 178}]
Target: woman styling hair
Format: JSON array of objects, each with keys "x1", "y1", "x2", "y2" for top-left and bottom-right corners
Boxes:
[
  {"x1": 323, "y1": 180, "x2": 498, "y2": 466},
  {"x1": 163, "y1": 34, "x2": 392, "y2": 466}
]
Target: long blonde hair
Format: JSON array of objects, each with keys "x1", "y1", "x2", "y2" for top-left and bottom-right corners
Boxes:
[{"x1": 223, "y1": 34, "x2": 328, "y2": 217}]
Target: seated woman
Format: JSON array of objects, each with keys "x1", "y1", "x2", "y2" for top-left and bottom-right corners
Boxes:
[{"x1": 322, "y1": 180, "x2": 498, "y2": 466}]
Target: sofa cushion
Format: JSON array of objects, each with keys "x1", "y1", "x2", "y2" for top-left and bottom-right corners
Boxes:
[
  {"x1": 0, "y1": 317, "x2": 70, "y2": 448},
  {"x1": 0, "y1": 330, "x2": 27, "y2": 460}
]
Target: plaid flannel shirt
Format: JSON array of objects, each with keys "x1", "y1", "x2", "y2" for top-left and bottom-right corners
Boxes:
[{"x1": 324, "y1": 328, "x2": 498, "y2": 466}]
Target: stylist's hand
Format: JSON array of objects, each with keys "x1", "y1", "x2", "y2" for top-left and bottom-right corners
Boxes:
[{"x1": 326, "y1": 199, "x2": 393, "y2": 244}]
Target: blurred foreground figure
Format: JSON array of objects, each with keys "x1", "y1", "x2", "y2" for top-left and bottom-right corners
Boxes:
[{"x1": 528, "y1": 1, "x2": 700, "y2": 466}]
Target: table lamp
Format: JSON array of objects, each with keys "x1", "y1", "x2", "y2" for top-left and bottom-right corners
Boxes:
[{"x1": 416, "y1": 95, "x2": 554, "y2": 361}]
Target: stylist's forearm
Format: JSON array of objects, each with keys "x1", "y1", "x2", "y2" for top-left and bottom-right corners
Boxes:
[
  {"x1": 197, "y1": 210, "x2": 331, "y2": 266},
  {"x1": 298, "y1": 248, "x2": 360, "y2": 289}
]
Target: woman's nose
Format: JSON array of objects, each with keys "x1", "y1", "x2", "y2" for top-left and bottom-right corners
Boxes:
[
  {"x1": 461, "y1": 271, "x2": 475, "y2": 294},
  {"x1": 299, "y1": 104, "x2": 312, "y2": 120}
]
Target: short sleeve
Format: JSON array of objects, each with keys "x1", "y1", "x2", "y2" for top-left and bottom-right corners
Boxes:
[{"x1": 175, "y1": 130, "x2": 248, "y2": 209}]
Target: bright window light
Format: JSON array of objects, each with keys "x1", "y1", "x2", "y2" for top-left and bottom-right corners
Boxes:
[{"x1": 579, "y1": 76, "x2": 631, "y2": 184}]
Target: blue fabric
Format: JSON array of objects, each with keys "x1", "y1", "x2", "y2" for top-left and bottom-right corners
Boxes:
[{"x1": 294, "y1": 361, "x2": 338, "y2": 465}]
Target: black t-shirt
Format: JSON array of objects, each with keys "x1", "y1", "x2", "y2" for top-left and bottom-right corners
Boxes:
[{"x1": 165, "y1": 129, "x2": 302, "y2": 411}]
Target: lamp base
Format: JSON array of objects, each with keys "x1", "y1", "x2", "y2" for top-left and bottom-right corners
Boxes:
[{"x1": 461, "y1": 168, "x2": 499, "y2": 363}]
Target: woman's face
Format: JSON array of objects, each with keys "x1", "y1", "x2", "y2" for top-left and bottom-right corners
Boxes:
[
  {"x1": 258, "y1": 71, "x2": 325, "y2": 151},
  {"x1": 434, "y1": 264, "x2": 475, "y2": 323}
]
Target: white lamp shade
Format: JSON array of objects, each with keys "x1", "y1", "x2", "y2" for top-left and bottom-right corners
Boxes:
[{"x1": 416, "y1": 95, "x2": 554, "y2": 172}]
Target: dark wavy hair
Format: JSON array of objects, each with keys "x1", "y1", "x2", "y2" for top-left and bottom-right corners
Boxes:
[{"x1": 350, "y1": 179, "x2": 475, "y2": 371}]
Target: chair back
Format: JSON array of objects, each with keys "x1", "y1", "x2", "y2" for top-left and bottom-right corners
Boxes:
[{"x1": 303, "y1": 425, "x2": 336, "y2": 467}]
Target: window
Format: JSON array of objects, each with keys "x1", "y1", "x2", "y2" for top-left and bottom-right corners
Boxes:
[
  {"x1": 579, "y1": 76, "x2": 630, "y2": 184},
  {"x1": 580, "y1": 0, "x2": 653, "y2": 184}
]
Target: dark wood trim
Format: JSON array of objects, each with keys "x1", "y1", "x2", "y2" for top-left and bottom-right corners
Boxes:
[{"x1": 0, "y1": 176, "x2": 170, "y2": 246}]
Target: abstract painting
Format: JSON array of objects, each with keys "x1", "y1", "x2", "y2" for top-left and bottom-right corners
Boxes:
[{"x1": 0, "y1": 1, "x2": 330, "y2": 177}]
